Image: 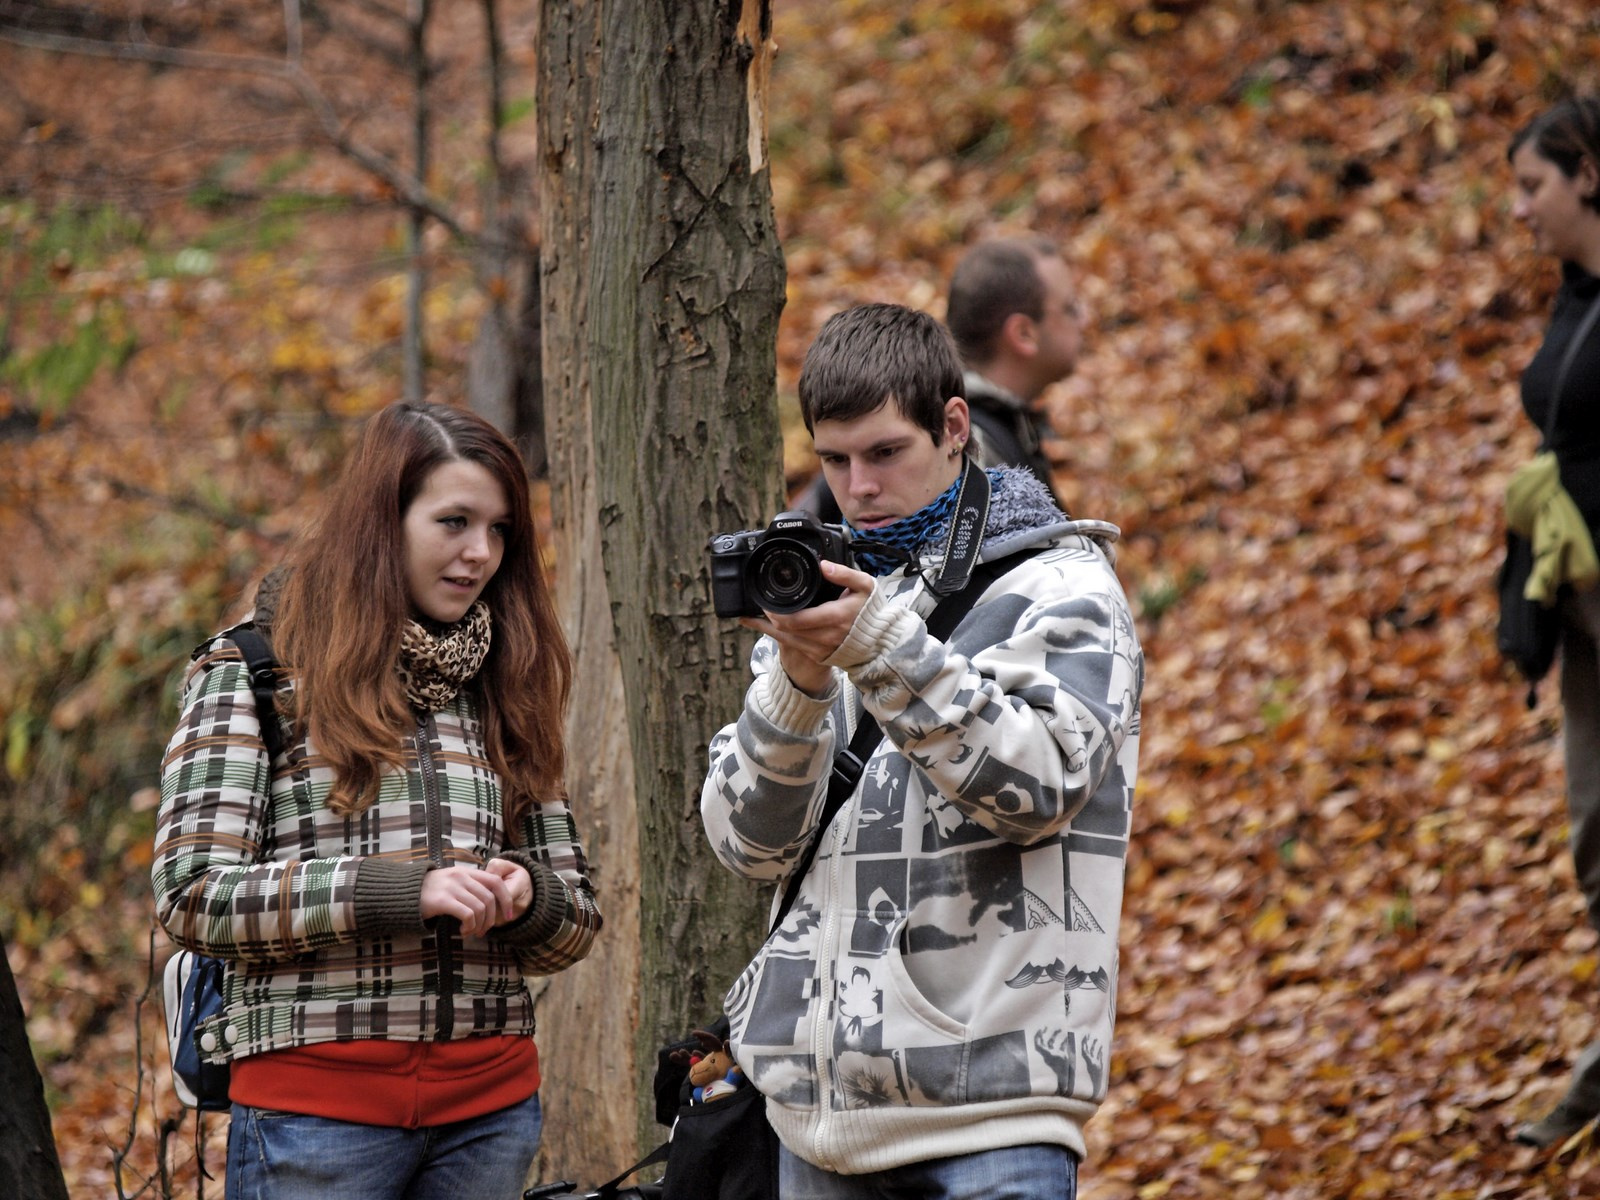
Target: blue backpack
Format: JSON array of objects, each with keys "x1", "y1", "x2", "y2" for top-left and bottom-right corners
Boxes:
[
  {"x1": 161, "y1": 624, "x2": 280, "y2": 1111},
  {"x1": 161, "y1": 950, "x2": 231, "y2": 1111}
]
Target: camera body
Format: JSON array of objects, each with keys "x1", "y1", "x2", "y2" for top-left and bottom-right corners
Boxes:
[{"x1": 707, "y1": 510, "x2": 854, "y2": 618}]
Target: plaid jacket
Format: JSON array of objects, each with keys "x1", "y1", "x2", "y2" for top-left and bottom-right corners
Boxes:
[{"x1": 153, "y1": 636, "x2": 603, "y2": 1064}]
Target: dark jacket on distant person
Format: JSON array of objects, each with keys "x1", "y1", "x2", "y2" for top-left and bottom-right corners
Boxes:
[
  {"x1": 962, "y1": 369, "x2": 1063, "y2": 508},
  {"x1": 1522, "y1": 261, "x2": 1600, "y2": 534}
]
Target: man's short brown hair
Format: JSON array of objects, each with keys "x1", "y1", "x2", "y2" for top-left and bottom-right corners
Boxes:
[
  {"x1": 798, "y1": 303, "x2": 964, "y2": 443},
  {"x1": 944, "y1": 235, "x2": 1061, "y2": 365}
]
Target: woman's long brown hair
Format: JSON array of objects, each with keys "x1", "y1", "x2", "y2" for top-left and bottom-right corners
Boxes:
[{"x1": 272, "y1": 401, "x2": 572, "y2": 825}]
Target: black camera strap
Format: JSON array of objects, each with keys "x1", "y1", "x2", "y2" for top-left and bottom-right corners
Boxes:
[
  {"x1": 850, "y1": 458, "x2": 992, "y2": 596},
  {"x1": 768, "y1": 543, "x2": 1040, "y2": 936},
  {"x1": 928, "y1": 456, "x2": 991, "y2": 596}
]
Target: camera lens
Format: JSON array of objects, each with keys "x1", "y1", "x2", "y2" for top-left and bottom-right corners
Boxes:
[
  {"x1": 769, "y1": 554, "x2": 805, "y2": 591},
  {"x1": 747, "y1": 539, "x2": 820, "y2": 613}
]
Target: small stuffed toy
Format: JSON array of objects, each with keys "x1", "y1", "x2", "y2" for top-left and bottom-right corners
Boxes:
[{"x1": 682, "y1": 1028, "x2": 746, "y2": 1103}]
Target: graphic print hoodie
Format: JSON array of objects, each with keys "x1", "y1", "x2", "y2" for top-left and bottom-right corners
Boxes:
[{"x1": 701, "y1": 467, "x2": 1143, "y2": 1174}]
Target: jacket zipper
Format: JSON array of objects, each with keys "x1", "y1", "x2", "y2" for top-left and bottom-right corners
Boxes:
[
  {"x1": 810, "y1": 678, "x2": 867, "y2": 1167},
  {"x1": 416, "y1": 714, "x2": 455, "y2": 1040},
  {"x1": 810, "y1": 741, "x2": 854, "y2": 1171}
]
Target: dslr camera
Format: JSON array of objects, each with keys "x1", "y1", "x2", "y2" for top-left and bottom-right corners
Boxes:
[{"x1": 708, "y1": 511, "x2": 854, "y2": 618}]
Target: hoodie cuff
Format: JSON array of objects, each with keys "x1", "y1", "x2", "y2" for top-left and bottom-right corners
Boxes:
[
  {"x1": 824, "y1": 583, "x2": 917, "y2": 670},
  {"x1": 752, "y1": 662, "x2": 838, "y2": 735},
  {"x1": 354, "y1": 858, "x2": 431, "y2": 933}
]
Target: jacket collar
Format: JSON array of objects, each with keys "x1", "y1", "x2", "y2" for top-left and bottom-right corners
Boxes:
[{"x1": 917, "y1": 466, "x2": 1119, "y2": 568}]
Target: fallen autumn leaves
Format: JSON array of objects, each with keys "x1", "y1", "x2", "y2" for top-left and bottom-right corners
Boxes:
[{"x1": 10, "y1": 0, "x2": 1600, "y2": 1195}]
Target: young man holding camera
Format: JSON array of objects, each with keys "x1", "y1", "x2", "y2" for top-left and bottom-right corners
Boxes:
[{"x1": 700, "y1": 303, "x2": 1142, "y2": 1198}]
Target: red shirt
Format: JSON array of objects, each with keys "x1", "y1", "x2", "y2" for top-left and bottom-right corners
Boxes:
[{"x1": 230, "y1": 1037, "x2": 539, "y2": 1128}]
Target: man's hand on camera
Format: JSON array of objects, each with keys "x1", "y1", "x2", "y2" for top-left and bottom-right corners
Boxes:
[{"x1": 741, "y1": 559, "x2": 876, "y2": 697}]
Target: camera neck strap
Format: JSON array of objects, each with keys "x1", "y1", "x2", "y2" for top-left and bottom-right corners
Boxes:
[{"x1": 928, "y1": 456, "x2": 990, "y2": 596}]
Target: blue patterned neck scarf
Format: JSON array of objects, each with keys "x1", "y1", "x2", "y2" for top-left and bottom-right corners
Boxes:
[{"x1": 848, "y1": 474, "x2": 963, "y2": 577}]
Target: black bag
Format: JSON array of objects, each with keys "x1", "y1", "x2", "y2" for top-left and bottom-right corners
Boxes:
[
  {"x1": 658, "y1": 1074, "x2": 777, "y2": 1200},
  {"x1": 1497, "y1": 529, "x2": 1562, "y2": 707},
  {"x1": 534, "y1": 1019, "x2": 766, "y2": 1200},
  {"x1": 649, "y1": 1005, "x2": 778, "y2": 1198}
]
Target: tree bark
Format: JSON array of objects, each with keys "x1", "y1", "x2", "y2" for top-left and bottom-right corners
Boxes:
[
  {"x1": 403, "y1": 0, "x2": 432, "y2": 403},
  {"x1": 535, "y1": 0, "x2": 785, "y2": 1178},
  {"x1": 532, "y1": 4, "x2": 640, "y2": 1184},
  {"x1": 0, "y1": 944, "x2": 69, "y2": 1200}
]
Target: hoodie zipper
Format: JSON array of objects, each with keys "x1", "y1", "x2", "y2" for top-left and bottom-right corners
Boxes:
[
  {"x1": 415, "y1": 713, "x2": 455, "y2": 1040},
  {"x1": 810, "y1": 682, "x2": 862, "y2": 1171}
]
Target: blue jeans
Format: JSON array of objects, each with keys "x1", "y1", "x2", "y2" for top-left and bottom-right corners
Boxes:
[
  {"x1": 226, "y1": 1092, "x2": 541, "y2": 1200},
  {"x1": 778, "y1": 1142, "x2": 1078, "y2": 1199}
]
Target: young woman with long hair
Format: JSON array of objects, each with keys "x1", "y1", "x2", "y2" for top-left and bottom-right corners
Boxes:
[{"x1": 153, "y1": 400, "x2": 602, "y2": 1197}]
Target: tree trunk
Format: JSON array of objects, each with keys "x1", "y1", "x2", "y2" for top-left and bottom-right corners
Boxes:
[
  {"x1": 535, "y1": 0, "x2": 785, "y2": 1179},
  {"x1": 466, "y1": 0, "x2": 548, "y2": 477},
  {"x1": 531, "y1": 5, "x2": 642, "y2": 1183},
  {"x1": 466, "y1": 243, "x2": 549, "y2": 478},
  {"x1": 0, "y1": 944, "x2": 69, "y2": 1200},
  {"x1": 403, "y1": 0, "x2": 432, "y2": 403}
]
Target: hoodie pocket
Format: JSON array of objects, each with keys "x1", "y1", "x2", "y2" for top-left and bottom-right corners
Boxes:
[{"x1": 880, "y1": 915, "x2": 968, "y2": 1041}]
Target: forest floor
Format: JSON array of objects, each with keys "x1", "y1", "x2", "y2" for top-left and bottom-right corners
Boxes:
[{"x1": 8, "y1": 1, "x2": 1600, "y2": 1196}]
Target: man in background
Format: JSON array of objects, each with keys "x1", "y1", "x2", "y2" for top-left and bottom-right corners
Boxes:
[{"x1": 944, "y1": 234, "x2": 1085, "y2": 509}]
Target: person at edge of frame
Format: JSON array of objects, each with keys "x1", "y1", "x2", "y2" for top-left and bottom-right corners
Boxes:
[{"x1": 1505, "y1": 96, "x2": 1600, "y2": 1151}]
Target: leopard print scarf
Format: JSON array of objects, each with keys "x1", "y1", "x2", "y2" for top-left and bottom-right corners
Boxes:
[{"x1": 397, "y1": 602, "x2": 492, "y2": 712}]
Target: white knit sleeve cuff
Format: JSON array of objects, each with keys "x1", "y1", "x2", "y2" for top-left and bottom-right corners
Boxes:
[
  {"x1": 753, "y1": 662, "x2": 838, "y2": 734},
  {"x1": 824, "y1": 582, "x2": 917, "y2": 670}
]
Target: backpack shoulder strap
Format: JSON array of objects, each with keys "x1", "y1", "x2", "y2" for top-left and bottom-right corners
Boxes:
[{"x1": 221, "y1": 623, "x2": 283, "y2": 764}]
